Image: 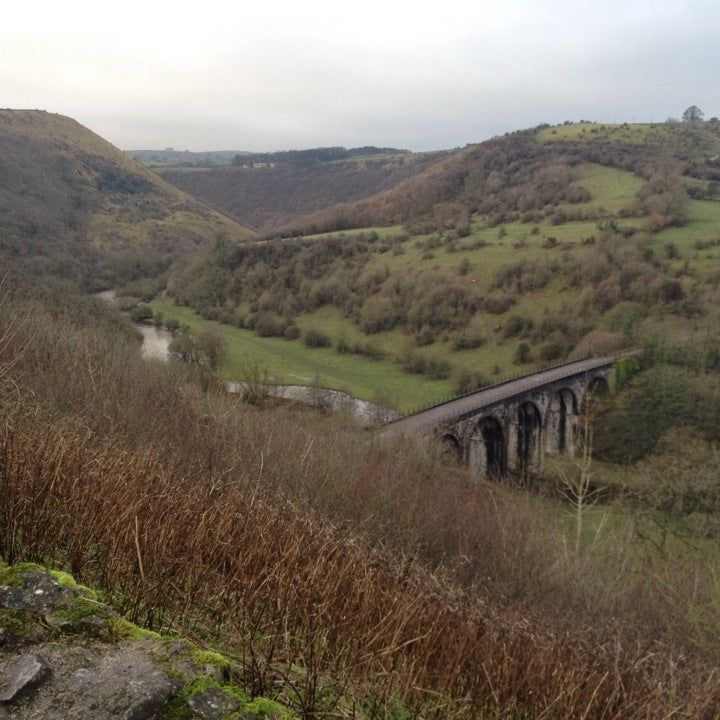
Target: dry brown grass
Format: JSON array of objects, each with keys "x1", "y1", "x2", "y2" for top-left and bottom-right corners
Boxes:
[{"x1": 1, "y1": 295, "x2": 719, "y2": 718}]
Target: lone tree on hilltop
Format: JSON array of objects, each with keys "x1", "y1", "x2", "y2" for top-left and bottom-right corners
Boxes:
[{"x1": 682, "y1": 105, "x2": 704, "y2": 123}]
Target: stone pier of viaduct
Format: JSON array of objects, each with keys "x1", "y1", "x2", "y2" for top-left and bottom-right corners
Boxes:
[{"x1": 382, "y1": 355, "x2": 627, "y2": 477}]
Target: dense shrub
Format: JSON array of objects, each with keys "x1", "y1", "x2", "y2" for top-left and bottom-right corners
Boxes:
[
  {"x1": 503, "y1": 314, "x2": 534, "y2": 339},
  {"x1": 284, "y1": 324, "x2": 301, "y2": 340},
  {"x1": 492, "y1": 260, "x2": 553, "y2": 294},
  {"x1": 452, "y1": 333, "x2": 487, "y2": 351},
  {"x1": 514, "y1": 342, "x2": 532, "y2": 364},
  {"x1": 130, "y1": 303, "x2": 153, "y2": 323},
  {"x1": 303, "y1": 327, "x2": 332, "y2": 348},
  {"x1": 336, "y1": 337, "x2": 386, "y2": 360},
  {"x1": 252, "y1": 312, "x2": 288, "y2": 338},
  {"x1": 453, "y1": 368, "x2": 489, "y2": 394},
  {"x1": 401, "y1": 351, "x2": 451, "y2": 379},
  {"x1": 359, "y1": 295, "x2": 402, "y2": 333},
  {"x1": 481, "y1": 294, "x2": 515, "y2": 314},
  {"x1": 538, "y1": 341, "x2": 565, "y2": 362},
  {"x1": 415, "y1": 326, "x2": 436, "y2": 347},
  {"x1": 594, "y1": 366, "x2": 720, "y2": 462}
]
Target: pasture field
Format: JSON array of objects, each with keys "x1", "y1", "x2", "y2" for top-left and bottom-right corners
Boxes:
[
  {"x1": 539, "y1": 121, "x2": 668, "y2": 144},
  {"x1": 655, "y1": 199, "x2": 720, "y2": 263},
  {"x1": 152, "y1": 146, "x2": 720, "y2": 409},
  {"x1": 149, "y1": 297, "x2": 455, "y2": 410}
]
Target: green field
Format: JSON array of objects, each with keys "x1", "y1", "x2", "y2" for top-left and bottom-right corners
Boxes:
[
  {"x1": 560, "y1": 163, "x2": 644, "y2": 214},
  {"x1": 655, "y1": 199, "x2": 720, "y2": 253},
  {"x1": 538, "y1": 122, "x2": 668, "y2": 144},
  {"x1": 538, "y1": 120, "x2": 720, "y2": 156},
  {"x1": 149, "y1": 298, "x2": 456, "y2": 411},
  {"x1": 152, "y1": 148, "x2": 720, "y2": 409}
]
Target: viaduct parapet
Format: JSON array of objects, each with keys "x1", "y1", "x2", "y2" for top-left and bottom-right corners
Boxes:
[{"x1": 382, "y1": 355, "x2": 630, "y2": 477}]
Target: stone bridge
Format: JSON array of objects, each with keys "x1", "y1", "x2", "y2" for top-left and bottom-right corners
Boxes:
[{"x1": 383, "y1": 354, "x2": 630, "y2": 477}]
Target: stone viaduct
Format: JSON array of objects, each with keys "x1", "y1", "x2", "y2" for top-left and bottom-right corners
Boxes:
[{"x1": 382, "y1": 355, "x2": 628, "y2": 477}]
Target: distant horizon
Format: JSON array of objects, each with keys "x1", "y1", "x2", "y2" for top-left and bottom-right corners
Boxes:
[
  {"x1": 0, "y1": 0, "x2": 720, "y2": 152},
  {"x1": 4, "y1": 0, "x2": 718, "y2": 151},
  {"x1": 123, "y1": 116, "x2": 717, "y2": 155}
]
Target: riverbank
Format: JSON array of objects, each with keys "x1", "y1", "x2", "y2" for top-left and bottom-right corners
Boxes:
[
  {"x1": 96, "y1": 291, "x2": 398, "y2": 424},
  {"x1": 148, "y1": 296, "x2": 453, "y2": 411}
]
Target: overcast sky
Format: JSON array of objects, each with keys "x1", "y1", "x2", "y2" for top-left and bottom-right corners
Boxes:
[{"x1": 2, "y1": 0, "x2": 718, "y2": 152}]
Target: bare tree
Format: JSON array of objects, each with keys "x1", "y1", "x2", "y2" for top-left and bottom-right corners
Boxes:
[{"x1": 559, "y1": 394, "x2": 603, "y2": 556}]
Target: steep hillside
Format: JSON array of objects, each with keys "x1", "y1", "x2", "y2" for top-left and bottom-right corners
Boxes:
[
  {"x1": 1, "y1": 281, "x2": 719, "y2": 719},
  {"x1": 274, "y1": 121, "x2": 720, "y2": 237},
  {"x1": 0, "y1": 110, "x2": 256, "y2": 287},
  {"x1": 160, "y1": 151, "x2": 446, "y2": 232},
  {"x1": 154, "y1": 121, "x2": 720, "y2": 409}
]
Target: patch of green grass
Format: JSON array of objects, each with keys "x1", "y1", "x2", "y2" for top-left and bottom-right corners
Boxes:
[
  {"x1": 654, "y1": 199, "x2": 720, "y2": 273},
  {"x1": 543, "y1": 454, "x2": 720, "y2": 564},
  {"x1": 538, "y1": 122, "x2": 669, "y2": 145},
  {"x1": 149, "y1": 298, "x2": 454, "y2": 411},
  {"x1": 560, "y1": 163, "x2": 644, "y2": 215}
]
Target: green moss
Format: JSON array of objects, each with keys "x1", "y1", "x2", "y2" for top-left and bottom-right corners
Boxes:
[
  {"x1": 110, "y1": 616, "x2": 162, "y2": 642},
  {"x1": 0, "y1": 608, "x2": 33, "y2": 637},
  {"x1": 159, "y1": 677, "x2": 219, "y2": 720},
  {"x1": 243, "y1": 697, "x2": 295, "y2": 720},
  {"x1": 49, "y1": 569, "x2": 80, "y2": 588},
  {"x1": 158, "y1": 677, "x2": 249, "y2": 720},
  {"x1": 190, "y1": 648, "x2": 233, "y2": 671},
  {"x1": 50, "y1": 595, "x2": 111, "y2": 638},
  {"x1": 0, "y1": 562, "x2": 45, "y2": 586},
  {"x1": 48, "y1": 570, "x2": 101, "y2": 600}
]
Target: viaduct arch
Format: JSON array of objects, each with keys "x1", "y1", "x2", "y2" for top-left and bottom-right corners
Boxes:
[{"x1": 383, "y1": 354, "x2": 630, "y2": 478}]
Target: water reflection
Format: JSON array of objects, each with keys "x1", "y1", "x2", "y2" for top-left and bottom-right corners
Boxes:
[{"x1": 136, "y1": 324, "x2": 173, "y2": 361}]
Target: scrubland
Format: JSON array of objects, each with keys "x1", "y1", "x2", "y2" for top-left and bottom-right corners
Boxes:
[{"x1": 1, "y1": 280, "x2": 719, "y2": 719}]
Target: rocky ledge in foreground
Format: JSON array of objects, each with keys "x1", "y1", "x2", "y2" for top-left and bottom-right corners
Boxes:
[{"x1": 0, "y1": 562, "x2": 293, "y2": 720}]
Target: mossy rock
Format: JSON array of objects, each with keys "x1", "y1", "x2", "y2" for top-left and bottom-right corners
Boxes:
[
  {"x1": 0, "y1": 607, "x2": 35, "y2": 639},
  {"x1": 243, "y1": 696, "x2": 295, "y2": 719},
  {"x1": 0, "y1": 562, "x2": 47, "y2": 587},
  {"x1": 158, "y1": 677, "x2": 248, "y2": 720},
  {"x1": 0, "y1": 564, "x2": 300, "y2": 720}
]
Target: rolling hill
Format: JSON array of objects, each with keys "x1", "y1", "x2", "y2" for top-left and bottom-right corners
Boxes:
[
  {"x1": 153, "y1": 120, "x2": 720, "y2": 408},
  {"x1": 159, "y1": 150, "x2": 447, "y2": 233},
  {"x1": 0, "y1": 109, "x2": 256, "y2": 288},
  {"x1": 3, "y1": 114, "x2": 720, "y2": 720}
]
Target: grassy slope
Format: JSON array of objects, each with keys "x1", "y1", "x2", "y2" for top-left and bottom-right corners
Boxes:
[
  {"x1": 539, "y1": 120, "x2": 720, "y2": 154},
  {"x1": 159, "y1": 152, "x2": 446, "y2": 233},
  {"x1": 148, "y1": 175, "x2": 648, "y2": 407},
  {"x1": 150, "y1": 297, "x2": 453, "y2": 410},
  {"x1": 0, "y1": 110, "x2": 255, "y2": 259},
  {"x1": 153, "y1": 124, "x2": 720, "y2": 407}
]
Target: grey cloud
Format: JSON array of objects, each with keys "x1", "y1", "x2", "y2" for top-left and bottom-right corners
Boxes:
[{"x1": 2, "y1": 0, "x2": 719, "y2": 151}]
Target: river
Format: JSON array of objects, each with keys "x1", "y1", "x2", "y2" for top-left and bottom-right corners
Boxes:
[
  {"x1": 96, "y1": 290, "x2": 173, "y2": 362},
  {"x1": 136, "y1": 324, "x2": 174, "y2": 361},
  {"x1": 96, "y1": 290, "x2": 398, "y2": 425}
]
